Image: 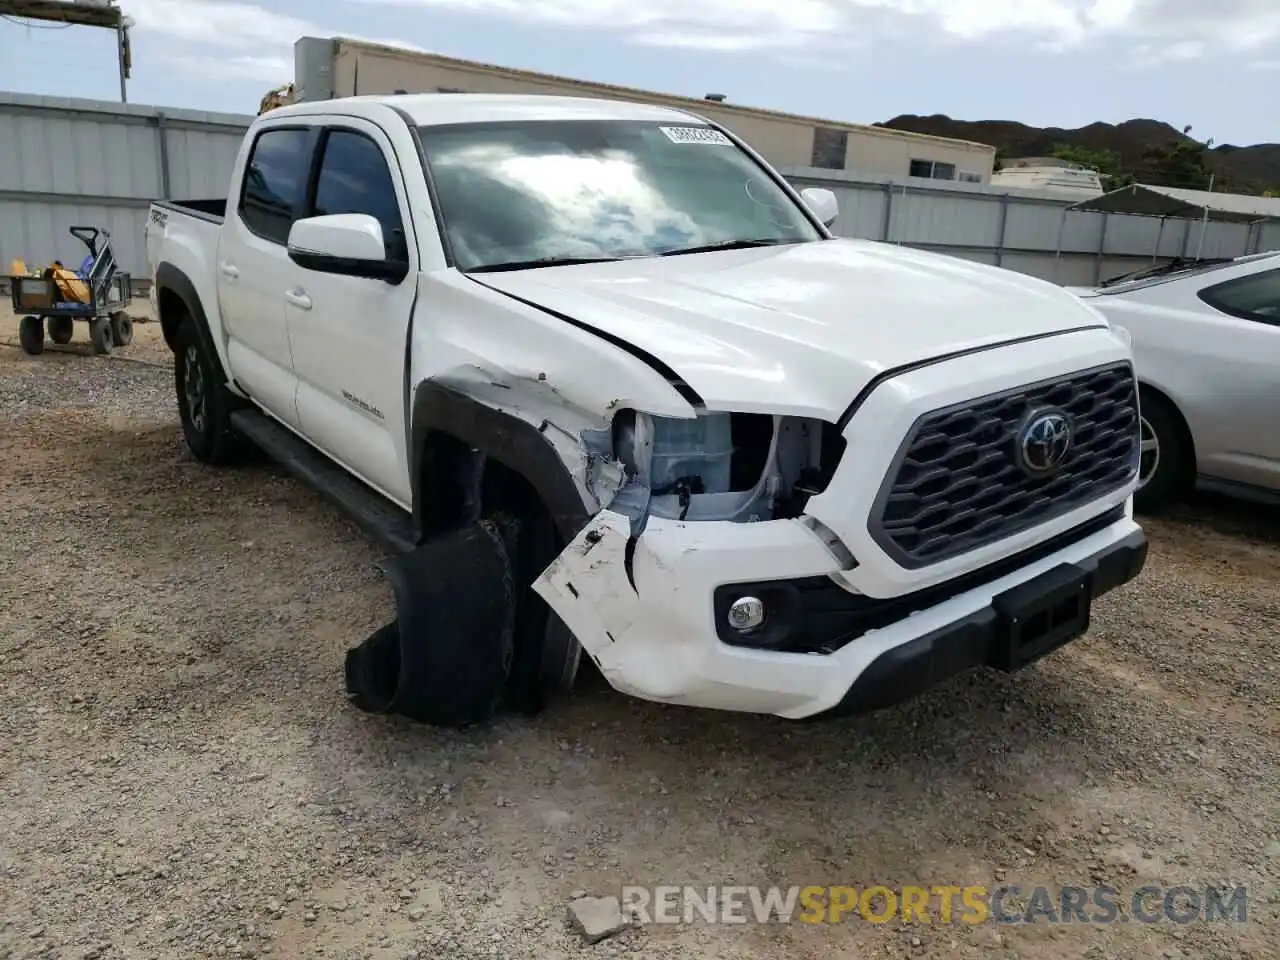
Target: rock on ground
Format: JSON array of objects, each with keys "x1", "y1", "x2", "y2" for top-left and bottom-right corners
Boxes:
[{"x1": 567, "y1": 896, "x2": 629, "y2": 944}]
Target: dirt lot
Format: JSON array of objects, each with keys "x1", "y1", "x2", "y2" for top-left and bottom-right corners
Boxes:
[{"x1": 2, "y1": 304, "x2": 1279, "y2": 960}]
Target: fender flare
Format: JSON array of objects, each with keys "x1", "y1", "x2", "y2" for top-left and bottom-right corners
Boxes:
[
  {"x1": 153, "y1": 262, "x2": 230, "y2": 386},
  {"x1": 409, "y1": 380, "x2": 594, "y2": 544}
]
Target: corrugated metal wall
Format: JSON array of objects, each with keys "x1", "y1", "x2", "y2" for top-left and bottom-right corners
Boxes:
[
  {"x1": 782, "y1": 168, "x2": 1280, "y2": 287},
  {"x1": 2, "y1": 91, "x2": 1277, "y2": 286},
  {"x1": 0, "y1": 92, "x2": 248, "y2": 282}
]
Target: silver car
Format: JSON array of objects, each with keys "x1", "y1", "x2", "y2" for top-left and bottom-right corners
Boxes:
[{"x1": 1071, "y1": 251, "x2": 1280, "y2": 511}]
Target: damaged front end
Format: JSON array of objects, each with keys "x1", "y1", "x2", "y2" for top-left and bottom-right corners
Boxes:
[
  {"x1": 606, "y1": 409, "x2": 848, "y2": 528},
  {"x1": 340, "y1": 393, "x2": 854, "y2": 725},
  {"x1": 533, "y1": 407, "x2": 853, "y2": 702}
]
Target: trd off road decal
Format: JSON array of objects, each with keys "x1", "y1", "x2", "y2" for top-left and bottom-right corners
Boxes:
[{"x1": 342, "y1": 390, "x2": 385, "y2": 420}]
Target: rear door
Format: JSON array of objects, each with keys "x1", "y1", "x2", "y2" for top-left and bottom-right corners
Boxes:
[
  {"x1": 284, "y1": 116, "x2": 419, "y2": 506},
  {"x1": 216, "y1": 123, "x2": 318, "y2": 428},
  {"x1": 1190, "y1": 266, "x2": 1280, "y2": 488}
]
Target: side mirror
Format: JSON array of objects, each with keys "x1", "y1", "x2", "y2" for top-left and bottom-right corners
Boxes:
[
  {"x1": 800, "y1": 187, "x2": 839, "y2": 228},
  {"x1": 287, "y1": 214, "x2": 409, "y2": 283}
]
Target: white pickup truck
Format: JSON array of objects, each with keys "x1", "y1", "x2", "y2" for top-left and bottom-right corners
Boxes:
[{"x1": 146, "y1": 92, "x2": 1148, "y2": 726}]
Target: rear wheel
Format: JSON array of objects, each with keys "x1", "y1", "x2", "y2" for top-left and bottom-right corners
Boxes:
[
  {"x1": 89, "y1": 317, "x2": 114, "y2": 355},
  {"x1": 1134, "y1": 391, "x2": 1189, "y2": 513},
  {"x1": 109, "y1": 311, "x2": 134, "y2": 347},
  {"x1": 46, "y1": 317, "x2": 74, "y2": 345},
  {"x1": 173, "y1": 316, "x2": 250, "y2": 465},
  {"x1": 18, "y1": 315, "x2": 44, "y2": 355}
]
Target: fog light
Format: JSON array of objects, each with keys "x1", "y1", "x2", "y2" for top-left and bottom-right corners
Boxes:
[{"x1": 727, "y1": 596, "x2": 766, "y2": 632}]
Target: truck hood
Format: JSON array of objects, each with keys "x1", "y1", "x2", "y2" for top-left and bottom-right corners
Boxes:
[{"x1": 474, "y1": 238, "x2": 1109, "y2": 420}]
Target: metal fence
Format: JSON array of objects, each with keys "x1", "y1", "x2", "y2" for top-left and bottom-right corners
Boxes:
[
  {"x1": 0, "y1": 92, "x2": 246, "y2": 287},
  {"x1": 782, "y1": 167, "x2": 1280, "y2": 287},
  {"x1": 3, "y1": 90, "x2": 1277, "y2": 290}
]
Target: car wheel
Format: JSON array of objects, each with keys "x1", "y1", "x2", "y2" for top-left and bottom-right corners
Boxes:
[
  {"x1": 1134, "y1": 391, "x2": 1188, "y2": 513},
  {"x1": 503, "y1": 508, "x2": 581, "y2": 716},
  {"x1": 345, "y1": 518, "x2": 520, "y2": 728},
  {"x1": 173, "y1": 316, "x2": 250, "y2": 465}
]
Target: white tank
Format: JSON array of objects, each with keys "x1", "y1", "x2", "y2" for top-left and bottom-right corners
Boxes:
[{"x1": 991, "y1": 158, "x2": 1105, "y2": 199}]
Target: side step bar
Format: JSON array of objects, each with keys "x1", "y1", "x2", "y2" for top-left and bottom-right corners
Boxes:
[{"x1": 229, "y1": 408, "x2": 417, "y2": 555}]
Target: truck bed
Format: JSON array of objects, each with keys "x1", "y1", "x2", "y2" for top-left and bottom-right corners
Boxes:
[
  {"x1": 146, "y1": 200, "x2": 225, "y2": 307},
  {"x1": 155, "y1": 199, "x2": 226, "y2": 223}
]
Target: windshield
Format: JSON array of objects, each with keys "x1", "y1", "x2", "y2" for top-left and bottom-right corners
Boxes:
[{"x1": 416, "y1": 119, "x2": 823, "y2": 272}]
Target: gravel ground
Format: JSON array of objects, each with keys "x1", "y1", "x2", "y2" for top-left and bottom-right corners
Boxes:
[{"x1": 2, "y1": 304, "x2": 1279, "y2": 960}]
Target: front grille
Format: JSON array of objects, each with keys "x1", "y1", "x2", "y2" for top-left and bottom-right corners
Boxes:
[{"x1": 870, "y1": 362, "x2": 1139, "y2": 568}]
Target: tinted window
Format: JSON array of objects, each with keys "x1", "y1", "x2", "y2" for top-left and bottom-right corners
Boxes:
[
  {"x1": 416, "y1": 119, "x2": 822, "y2": 271},
  {"x1": 1200, "y1": 267, "x2": 1280, "y2": 324},
  {"x1": 312, "y1": 130, "x2": 406, "y2": 260},
  {"x1": 909, "y1": 159, "x2": 957, "y2": 180},
  {"x1": 239, "y1": 128, "x2": 311, "y2": 245}
]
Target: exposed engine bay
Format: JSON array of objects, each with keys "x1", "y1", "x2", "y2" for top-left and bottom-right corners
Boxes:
[{"x1": 610, "y1": 410, "x2": 847, "y2": 523}]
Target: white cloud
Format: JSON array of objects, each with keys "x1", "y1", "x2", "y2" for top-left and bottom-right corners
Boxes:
[
  {"x1": 1126, "y1": 37, "x2": 1206, "y2": 67},
  {"x1": 161, "y1": 53, "x2": 295, "y2": 83},
  {"x1": 123, "y1": 0, "x2": 424, "y2": 83},
  {"x1": 125, "y1": 0, "x2": 319, "y2": 49},
  {"x1": 116, "y1": 0, "x2": 1280, "y2": 90},
  {"x1": 631, "y1": 31, "x2": 825, "y2": 52},
  {"x1": 348, "y1": 0, "x2": 1280, "y2": 56}
]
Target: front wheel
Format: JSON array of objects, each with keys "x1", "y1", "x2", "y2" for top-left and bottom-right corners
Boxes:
[
  {"x1": 504, "y1": 508, "x2": 582, "y2": 715},
  {"x1": 1134, "y1": 392, "x2": 1188, "y2": 513},
  {"x1": 173, "y1": 317, "x2": 250, "y2": 465}
]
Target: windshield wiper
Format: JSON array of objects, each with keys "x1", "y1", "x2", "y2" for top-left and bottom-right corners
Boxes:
[
  {"x1": 1099, "y1": 256, "x2": 1232, "y2": 288},
  {"x1": 468, "y1": 255, "x2": 624, "y2": 273},
  {"x1": 659, "y1": 238, "x2": 794, "y2": 257}
]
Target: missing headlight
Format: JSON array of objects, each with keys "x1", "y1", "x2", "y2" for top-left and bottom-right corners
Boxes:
[{"x1": 611, "y1": 410, "x2": 847, "y2": 523}]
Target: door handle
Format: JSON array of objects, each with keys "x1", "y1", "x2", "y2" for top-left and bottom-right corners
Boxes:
[
  {"x1": 285, "y1": 288, "x2": 313, "y2": 311},
  {"x1": 218, "y1": 262, "x2": 239, "y2": 279}
]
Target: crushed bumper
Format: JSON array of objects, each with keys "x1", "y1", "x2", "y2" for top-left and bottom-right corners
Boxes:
[
  {"x1": 809, "y1": 527, "x2": 1147, "y2": 718},
  {"x1": 534, "y1": 506, "x2": 1147, "y2": 719}
]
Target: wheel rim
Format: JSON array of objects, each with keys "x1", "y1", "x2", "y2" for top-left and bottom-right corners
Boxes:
[
  {"x1": 183, "y1": 344, "x2": 207, "y2": 433},
  {"x1": 1137, "y1": 415, "x2": 1160, "y2": 490}
]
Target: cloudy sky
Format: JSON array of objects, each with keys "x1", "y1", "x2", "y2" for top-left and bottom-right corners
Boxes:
[{"x1": 1, "y1": 0, "x2": 1276, "y2": 144}]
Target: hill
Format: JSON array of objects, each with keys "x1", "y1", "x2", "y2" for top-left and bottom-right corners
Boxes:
[{"x1": 876, "y1": 115, "x2": 1280, "y2": 195}]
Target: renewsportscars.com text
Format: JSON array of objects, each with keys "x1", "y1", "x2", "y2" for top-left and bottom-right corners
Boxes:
[{"x1": 620, "y1": 884, "x2": 1249, "y2": 926}]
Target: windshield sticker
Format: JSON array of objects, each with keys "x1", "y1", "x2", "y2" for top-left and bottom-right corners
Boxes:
[{"x1": 660, "y1": 126, "x2": 733, "y2": 146}]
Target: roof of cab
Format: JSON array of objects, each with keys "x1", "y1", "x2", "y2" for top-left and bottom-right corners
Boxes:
[{"x1": 266, "y1": 93, "x2": 707, "y2": 127}]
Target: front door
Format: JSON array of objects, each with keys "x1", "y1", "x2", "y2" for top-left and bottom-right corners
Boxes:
[{"x1": 285, "y1": 118, "x2": 419, "y2": 507}]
